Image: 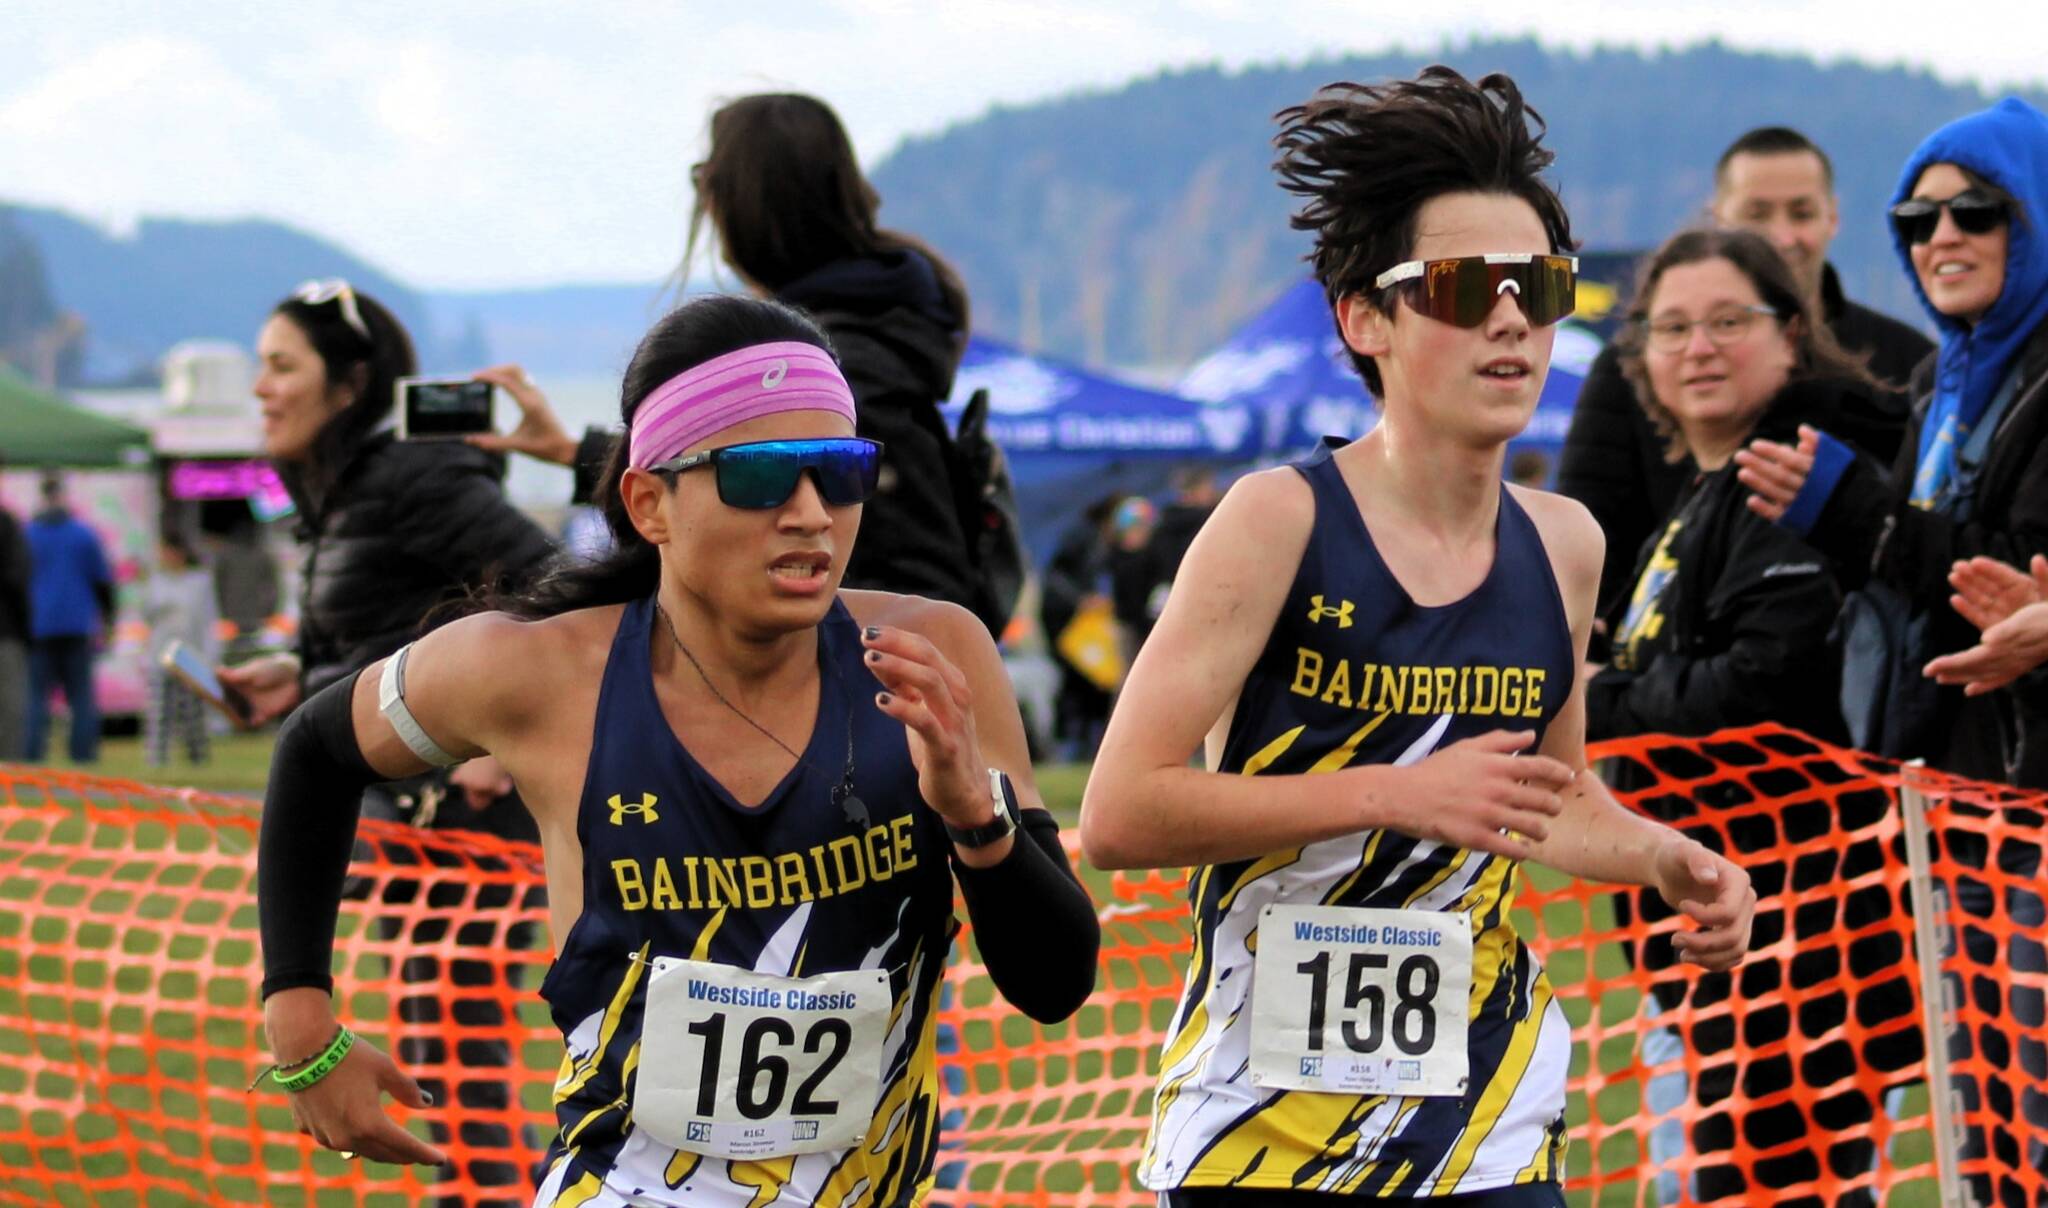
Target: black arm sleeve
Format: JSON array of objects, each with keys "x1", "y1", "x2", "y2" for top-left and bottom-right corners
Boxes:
[
  {"x1": 953, "y1": 808, "x2": 1099, "y2": 1024},
  {"x1": 258, "y1": 672, "x2": 380, "y2": 1000},
  {"x1": 571, "y1": 427, "x2": 616, "y2": 506}
]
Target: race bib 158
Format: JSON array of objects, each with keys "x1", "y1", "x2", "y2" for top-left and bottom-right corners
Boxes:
[
  {"x1": 635, "y1": 957, "x2": 892, "y2": 1159},
  {"x1": 1248, "y1": 904, "x2": 1472, "y2": 1097}
]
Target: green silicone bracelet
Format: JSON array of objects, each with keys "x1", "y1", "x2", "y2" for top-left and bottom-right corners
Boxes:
[{"x1": 273, "y1": 1027, "x2": 355, "y2": 1093}]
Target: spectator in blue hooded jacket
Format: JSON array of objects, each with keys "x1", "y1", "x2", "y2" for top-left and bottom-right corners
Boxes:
[
  {"x1": 24, "y1": 471, "x2": 114, "y2": 764},
  {"x1": 1739, "y1": 98, "x2": 2048, "y2": 788}
]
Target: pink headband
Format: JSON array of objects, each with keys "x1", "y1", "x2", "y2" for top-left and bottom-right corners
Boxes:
[{"x1": 627, "y1": 341, "x2": 856, "y2": 468}]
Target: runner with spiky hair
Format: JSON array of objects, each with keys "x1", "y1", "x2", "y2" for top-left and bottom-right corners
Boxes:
[{"x1": 1081, "y1": 67, "x2": 1757, "y2": 1205}]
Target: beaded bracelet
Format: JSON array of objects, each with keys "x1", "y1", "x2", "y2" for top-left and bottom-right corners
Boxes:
[{"x1": 247, "y1": 1026, "x2": 355, "y2": 1093}]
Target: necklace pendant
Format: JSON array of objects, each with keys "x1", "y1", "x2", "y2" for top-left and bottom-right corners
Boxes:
[{"x1": 841, "y1": 793, "x2": 870, "y2": 830}]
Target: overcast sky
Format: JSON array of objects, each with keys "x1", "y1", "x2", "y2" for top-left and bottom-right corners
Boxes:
[{"x1": 5, "y1": 1, "x2": 2043, "y2": 290}]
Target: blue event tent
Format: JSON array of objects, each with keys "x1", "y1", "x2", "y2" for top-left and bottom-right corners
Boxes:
[
  {"x1": 1177, "y1": 278, "x2": 1602, "y2": 459},
  {"x1": 942, "y1": 336, "x2": 1256, "y2": 561},
  {"x1": 945, "y1": 335, "x2": 1259, "y2": 463}
]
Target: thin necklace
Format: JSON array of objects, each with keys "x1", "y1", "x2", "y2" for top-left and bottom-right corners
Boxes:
[{"x1": 654, "y1": 601, "x2": 868, "y2": 830}]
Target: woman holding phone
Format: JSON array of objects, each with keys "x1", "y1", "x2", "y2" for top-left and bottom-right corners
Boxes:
[
  {"x1": 223, "y1": 279, "x2": 556, "y2": 1203},
  {"x1": 253, "y1": 293, "x2": 1099, "y2": 1206}
]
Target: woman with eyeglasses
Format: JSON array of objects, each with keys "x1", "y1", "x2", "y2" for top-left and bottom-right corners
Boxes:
[
  {"x1": 1589, "y1": 230, "x2": 1907, "y2": 1208},
  {"x1": 1587, "y1": 228, "x2": 1870, "y2": 746},
  {"x1": 252, "y1": 294, "x2": 1099, "y2": 1206},
  {"x1": 1080, "y1": 68, "x2": 1753, "y2": 1207},
  {"x1": 1739, "y1": 98, "x2": 2048, "y2": 787},
  {"x1": 225, "y1": 279, "x2": 557, "y2": 1204}
]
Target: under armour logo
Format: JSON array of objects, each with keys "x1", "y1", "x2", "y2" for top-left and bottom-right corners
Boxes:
[
  {"x1": 608, "y1": 792, "x2": 659, "y2": 825},
  {"x1": 1497, "y1": 278, "x2": 1521, "y2": 296},
  {"x1": 1307, "y1": 595, "x2": 1354, "y2": 628},
  {"x1": 761, "y1": 360, "x2": 788, "y2": 388}
]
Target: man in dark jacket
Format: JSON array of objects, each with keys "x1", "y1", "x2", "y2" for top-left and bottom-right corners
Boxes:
[
  {"x1": 23, "y1": 472, "x2": 112, "y2": 764},
  {"x1": 1561, "y1": 127, "x2": 1935, "y2": 612}
]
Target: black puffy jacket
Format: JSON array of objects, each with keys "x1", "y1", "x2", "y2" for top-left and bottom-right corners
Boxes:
[
  {"x1": 278, "y1": 432, "x2": 555, "y2": 697},
  {"x1": 778, "y1": 251, "x2": 979, "y2": 610}
]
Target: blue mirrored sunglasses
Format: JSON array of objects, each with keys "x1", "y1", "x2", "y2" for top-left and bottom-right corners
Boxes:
[{"x1": 649, "y1": 438, "x2": 883, "y2": 509}]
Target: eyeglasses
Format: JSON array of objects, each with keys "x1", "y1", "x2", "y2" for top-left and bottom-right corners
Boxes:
[
  {"x1": 1889, "y1": 192, "x2": 2011, "y2": 245},
  {"x1": 1640, "y1": 305, "x2": 1780, "y2": 353},
  {"x1": 292, "y1": 279, "x2": 371, "y2": 343},
  {"x1": 649, "y1": 438, "x2": 883, "y2": 509},
  {"x1": 1372, "y1": 254, "x2": 1579, "y2": 328}
]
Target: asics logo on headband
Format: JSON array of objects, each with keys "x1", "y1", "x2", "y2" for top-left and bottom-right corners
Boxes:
[{"x1": 627, "y1": 341, "x2": 856, "y2": 470}]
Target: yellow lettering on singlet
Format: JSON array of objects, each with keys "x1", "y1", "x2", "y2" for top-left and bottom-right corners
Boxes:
[
  {"x1": 827, "y1": 834, "x2": 867, "y2": 892},
  {"x1": 865, "y1": 825, "x2": 893, "y2": 878},
  {"x1": 1522, "y1": 668, "x2": 1546, "y2": 718},
  {"x1": 1435, "y1": 667, "x2": 1457, "y2": 714},
  {"x1": 1319, "y1": 659, "x2": 1353, "y2": 708},
  {"x1": 681, "y1": 856, "x2": 704, "y2": 909},
  {"x1": 649, "y1": 859, "x2": 683, "y2": 911},
  {"x1": 809, "y1": 845, "x2": 836, "y2": 900},
  {"x1": 1469, "y1": 666, "x2": 1500, "y2": 715},
  {"x1": 891, "y1": 814, "x2": 917, "y2": 873},
  {"x1": 774, "y1": 852, "x2": 812, "y2": 906},
  {"x1": 1373, "y1": 665, "x2": 1407, "y2": 713},
  {"x1": 1290, "y1": 647, "x2": 1324, "y2": 698},
  {"x1": 612, "y1": 859, "x2": 647, "y2": 911},
  {"x1": 705, "y1": 858, "x2": 741, "y2": 909},
  {"x1": 740, "y1": 856, "x2": 776, "y2": 909},
  {"x1": 1500, "y1": 668, "x2": 1525, "y2": 717},
  {"x1": 1411, "y1": 667, "x2": 1434, "y2": 713}
]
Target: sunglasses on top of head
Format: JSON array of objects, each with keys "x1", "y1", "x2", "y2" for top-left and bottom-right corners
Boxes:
[
  {"x1": 1888, "y1": 191, "x2": 2011, "y2": 245},
  {"x1": 1371, "y1": 254, "x2": 1580, "y2": 329},
  {"x1": 291, "y1": 278, "x2": 372, "y2": 343},
  {"x1": 648, "y1": 438, "x2": 883, "y2": 509}
]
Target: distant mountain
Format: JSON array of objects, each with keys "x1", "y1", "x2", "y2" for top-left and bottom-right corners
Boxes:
[
  {"x1": 872, "y1": 38, "x2": 2048, "y2": 365},
  {"x1": 5, "y1": 206, "x2": 436, "y2": 383},
  {"x1": 10, "y1": 39, "x2": 2048, "y2": 384}
]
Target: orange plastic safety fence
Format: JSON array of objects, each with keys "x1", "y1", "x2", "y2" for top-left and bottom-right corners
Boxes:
[{"x1": 1, "y1": 724, "x2": 2043, "y2": 1207}]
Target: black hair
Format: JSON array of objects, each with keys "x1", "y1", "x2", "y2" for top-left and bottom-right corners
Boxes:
[
  {"x1": 270, "y1": 286, "x2": 417, "y2": 501},
  {"x1": 1614, "y1": 227, "x2": 1878, "y2": 461},
  {"x1": 1273, "y1": 65, "x2": 1575, "y2": 396},
  {"x1": 685, "y1": 93, "x2": 970, "y2": 331},
  {"x1": 501, "y1": 294, "x2": 839, "y2": 619},
  {"x1": 1715, "y1": 126, "x2": 1834, "y2": 190}
]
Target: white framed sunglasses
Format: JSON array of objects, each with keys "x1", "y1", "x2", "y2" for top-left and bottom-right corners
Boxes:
[
  {"x1": 1371, "y1": 253, "x2": 1580, "y2": 328},
  {"x1": 292, "y1": 278, "x2": 371, "y2": 343}
]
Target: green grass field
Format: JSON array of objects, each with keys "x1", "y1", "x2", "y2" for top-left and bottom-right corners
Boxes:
[{"x1": 0, "y1": 739, "x2": 1945, "y2": 1205}]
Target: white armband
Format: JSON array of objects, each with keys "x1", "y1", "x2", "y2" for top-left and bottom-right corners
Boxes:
[{"x1": 376, "y1": 643, "x2": 460, "y2": 768}]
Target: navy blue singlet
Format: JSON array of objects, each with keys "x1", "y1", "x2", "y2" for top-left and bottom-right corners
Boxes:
[
  {"x1": 1142, "y1": 437, "x2": 1579, "y2": 1197},
  {"x1": 535, "y1": 596, "x2": 955, "y2": 1207}
]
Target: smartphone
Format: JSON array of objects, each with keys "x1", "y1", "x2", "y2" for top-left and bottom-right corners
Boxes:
[
  {"x1": 161, "y1": 640, "x2": 251, "y2": 724},
  {"x1": 395, "y1": 377, "x2": 496, "y2": 440}
]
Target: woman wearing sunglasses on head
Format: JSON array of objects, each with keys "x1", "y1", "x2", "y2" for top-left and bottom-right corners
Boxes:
[
  {"x1": 225, "y1": 279, "x2": 558, "y2": 1204},
  {"x1": 1079, "y1": 68, "x2": 1754, "y2": 1206},
  {"x1": 1738, "y1": 98, "x2": 2048, "y2": 787},
  {"x1": 253, "y1": 294, "x2": 1099, "y2": 1207}
]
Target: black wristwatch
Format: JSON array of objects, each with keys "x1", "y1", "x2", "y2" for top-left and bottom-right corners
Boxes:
[{"x1": 944, "y1": 769, "x2": 1021, "y2": 849}]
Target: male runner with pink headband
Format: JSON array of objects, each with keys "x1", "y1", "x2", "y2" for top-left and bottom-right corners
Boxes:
[{"x1": 627, "y1": 341, "x2": 857, "y2": 469}]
